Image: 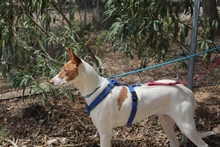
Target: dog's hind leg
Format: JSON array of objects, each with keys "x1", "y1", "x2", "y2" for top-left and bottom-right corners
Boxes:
[
  {"x1": 173, "y1": 111, "x2": 209, "y2": 147},
  {"x1": 158, "y1": 114, "x2": 180, "y2": 147}
]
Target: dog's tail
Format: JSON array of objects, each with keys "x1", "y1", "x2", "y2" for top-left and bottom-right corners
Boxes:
[{"x1": 198, "y1": 131, "x2": 215, "y2": 138}]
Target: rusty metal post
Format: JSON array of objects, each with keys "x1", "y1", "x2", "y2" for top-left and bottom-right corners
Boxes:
[{"x1": 181, "y1": 0, "x2": 201, "y2": 146}]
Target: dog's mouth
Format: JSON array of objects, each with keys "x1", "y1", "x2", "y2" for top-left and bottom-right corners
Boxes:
[
  {"x1": 50, "y1": 77, "x2": 66, "y2": 86},
  {"x1": 50, "y1": 78, "x2": 75, "y2": 88}
]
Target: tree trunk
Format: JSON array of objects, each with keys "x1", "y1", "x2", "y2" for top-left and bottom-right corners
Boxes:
[
  {"x1": 202, "y1": 0, "x2": 220, "y2": 35},
  {"x1": 217, "y1": 0, "x2": 220, "y2": 6}
]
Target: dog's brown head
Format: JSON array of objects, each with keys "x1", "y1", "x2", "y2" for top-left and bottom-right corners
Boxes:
[{"x1": 50, "y1": 49, "x2": 82, "y2": 86}]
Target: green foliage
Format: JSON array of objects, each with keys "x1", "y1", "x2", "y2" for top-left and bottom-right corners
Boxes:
[
  {"x1": 197, "y1": 17, "x2": 219, "y2": 61},
  {"x1": 0, "y1": 0, "x2": 218, "y2": 100},
  {"x1": 0, "y1": 0, "x2": 96, "y2": 100},
  {"x1": 102, "y1": 0, "x2": 218, "y2": 66},
  {"x1": 102, "y1": 0, "x2": 193, "y2": 66},
  {"x1": 0, "y1": 125, "x2": 8, "y2": 144}
]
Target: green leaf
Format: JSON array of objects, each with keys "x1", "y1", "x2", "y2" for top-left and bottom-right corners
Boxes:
[
  {"x1": 201, "y1": 41, "x2": 205, "y2": 50},
  {"x1": 23, "y1": 21, "x2": 29, "y2": 29},
  {"x1": 180, "y1": 28, "x2": 185, "y2": 43}
]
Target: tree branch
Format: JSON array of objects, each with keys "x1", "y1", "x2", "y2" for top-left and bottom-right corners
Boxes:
[
  {"x1": 0, "y1": 59, "x2": 30, "y2": 71},
  {"x1": 48, "y1": 1, "x2": 72, "y2": 27},
  {"x1": 18, "y1": 0, "x2": 52, "y2": 37}
]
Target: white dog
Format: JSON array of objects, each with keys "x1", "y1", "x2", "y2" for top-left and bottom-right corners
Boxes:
[{"x1": 50, "y1": 49, "x2": 215, "y2": 147}]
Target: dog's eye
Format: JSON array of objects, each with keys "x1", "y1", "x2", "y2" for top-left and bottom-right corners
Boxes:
[{"x1": 63, "y1": 69, "x2": 67, "y2": 72}]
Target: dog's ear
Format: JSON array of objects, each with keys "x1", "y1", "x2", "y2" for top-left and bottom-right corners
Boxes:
[{"x1": 68, "y1": 48, "x2": 82, "y2": 67}]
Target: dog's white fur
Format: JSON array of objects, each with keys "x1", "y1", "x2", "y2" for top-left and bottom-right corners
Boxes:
[{"x1": 50, "y1": 49, "x2": 215, "y2": 147}]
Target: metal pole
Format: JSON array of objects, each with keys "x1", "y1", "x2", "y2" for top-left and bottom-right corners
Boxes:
[
  {"x1": 187, "y1": 0, "x2": 200, "y2": 89},
  {"x1": 182, "y1": 0, "x2": 201, "y2": 146}
]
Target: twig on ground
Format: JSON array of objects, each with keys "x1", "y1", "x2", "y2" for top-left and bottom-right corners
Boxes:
[
  {"x1": 0, "y1": 137, "x2": 18, "y2": 147},
  {"x1": 210, "y1": 120, "x2": 220, "y2": 124},
  {"x1": 74, "y1": 116, "x2": 86, "y2": 128}
]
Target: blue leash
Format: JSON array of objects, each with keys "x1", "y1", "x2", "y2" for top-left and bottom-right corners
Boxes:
[{"x1": 110, "y1": 46, "x2": 220, "y2": 79}]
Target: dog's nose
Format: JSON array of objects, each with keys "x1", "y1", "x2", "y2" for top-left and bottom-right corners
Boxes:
[{"x1": 50, "y1": 79, "x2": 54, "y2": 85}]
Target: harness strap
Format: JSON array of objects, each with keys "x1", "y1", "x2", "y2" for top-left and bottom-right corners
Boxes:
[
  {"x1": 126, "y1": 83, "x2": 141, "y2": 127},
  {"x1": 86, "y1": 79, "x2": 123, "y2": 115},
  {"x1": 85, "y1": 79, "x2": 141, "y2": 127}
]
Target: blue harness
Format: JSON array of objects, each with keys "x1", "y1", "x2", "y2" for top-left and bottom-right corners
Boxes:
[{"x1": 85, "y1": 79, "x2": 141, "y2": 127}]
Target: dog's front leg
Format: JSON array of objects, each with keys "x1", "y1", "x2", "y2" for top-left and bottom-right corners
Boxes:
[{"x1": 98, "y1": 130, "x2": 113, "y2": 147}]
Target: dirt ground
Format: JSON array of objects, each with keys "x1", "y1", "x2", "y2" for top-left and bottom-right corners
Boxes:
[{"x1": 0, "y1": 46, "x2": 220, "y2": 147}]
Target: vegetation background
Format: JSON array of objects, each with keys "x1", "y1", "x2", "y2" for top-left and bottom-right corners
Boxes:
[
  {"x1": 0, "y1": 0, "x2": 220, "y2": 146},
  {"x1": 0, "y1": 0, "x2": 219, "y2": 93}
]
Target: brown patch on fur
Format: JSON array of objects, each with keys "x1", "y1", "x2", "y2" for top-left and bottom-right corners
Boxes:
[
  {"x1": 58, "y1": 61, "x2": 79, "y2": 81},
  {"x1": 118, "y1": 86, "x2": 128, "y2": 110}
]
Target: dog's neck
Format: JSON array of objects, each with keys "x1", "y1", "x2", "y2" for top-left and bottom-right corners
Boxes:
[{"x1": 72, "y1": 60, "x2": 107, "y2": 99}]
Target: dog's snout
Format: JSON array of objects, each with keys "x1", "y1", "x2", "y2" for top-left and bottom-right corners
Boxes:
[{"x1": 50, "y1": 79, "x2": 54, "y2": 85}]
